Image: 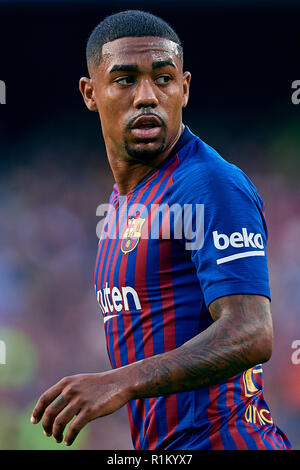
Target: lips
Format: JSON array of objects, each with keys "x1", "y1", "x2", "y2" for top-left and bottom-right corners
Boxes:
[
  {"x1": 130, "y1": 115, "x2": 163, "y2": 140},
  {"x1": 131, "y1": 115, "x2": 162, "y2": 129}
]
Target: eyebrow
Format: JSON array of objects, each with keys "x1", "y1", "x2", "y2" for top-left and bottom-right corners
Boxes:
[
  {"x1": 109, "y1": 64, "x2": 139, "y2": 74},
  {"x1": 152, "y1": 60, "x2": 176, "y2": 70},
  {"x1": 109, "y1": 60, "x2": 176, "y2": 74}
]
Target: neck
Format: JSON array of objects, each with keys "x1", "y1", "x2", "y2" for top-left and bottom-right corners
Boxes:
[{"x1": 106, "y1": 124, "x2": 184, "y2": 195}]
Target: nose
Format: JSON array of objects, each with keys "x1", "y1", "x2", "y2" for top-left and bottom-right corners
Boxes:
[{"x1": 133, "y1": 78, "x2": 159, "y2": 109}]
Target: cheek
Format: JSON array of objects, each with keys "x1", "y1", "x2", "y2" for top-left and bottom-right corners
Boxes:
[
  {"x1": 161, "y1": 83, "x2": 184, "y2": 109},
  {"x1": 95, "y1": 86, "x2": 127, "y2": 119},
  {"x1": 163, "y1": 94, "x2": 184, "y2": 124},
  {"x1": 97, "y1": 99, "x2": 125, "y2": 131}
]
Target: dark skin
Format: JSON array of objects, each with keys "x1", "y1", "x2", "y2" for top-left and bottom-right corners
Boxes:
[{"x1": 31, "y1": 36, "x2": 274, "y2": 446}]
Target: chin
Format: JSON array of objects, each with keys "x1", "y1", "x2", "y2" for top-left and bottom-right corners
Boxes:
[{"x1": 125, "y1": 140, "x2": 166, "y2": 163}]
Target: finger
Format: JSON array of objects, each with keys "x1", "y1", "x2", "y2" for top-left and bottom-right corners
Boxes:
[
  {"x1": 64, "y1": 410, "x2": 90, "y2": 447},
  {"x1": 52, "y1": 402, "x2": 81, "y2": 443},
  {"x1": 42, "y1": 394, "x2": 68, "y2": 437},
  {"x1": 31, "y1": 383, "x2": 64, "y2": 424}
]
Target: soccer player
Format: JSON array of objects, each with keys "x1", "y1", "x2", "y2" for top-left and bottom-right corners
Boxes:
[{"x1": 31, "y1": 10, "x2": 292, "y2": 450}]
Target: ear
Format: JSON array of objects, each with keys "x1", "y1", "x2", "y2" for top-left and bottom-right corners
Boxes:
[
  {"x1": 182, "y1": 71, "x2": 191, "y2": 108},
  {"x1": 79, "y1": 77, "x2": 98, "y2": 112}
]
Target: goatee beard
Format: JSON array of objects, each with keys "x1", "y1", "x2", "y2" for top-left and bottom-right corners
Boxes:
[{"x1": 124, "y1": 137, "x2": 166, "y2": 164}]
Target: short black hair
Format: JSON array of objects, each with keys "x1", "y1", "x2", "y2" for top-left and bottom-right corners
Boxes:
[{"x1": 86, "y1": 10, "x2": 183, "y2": 71}]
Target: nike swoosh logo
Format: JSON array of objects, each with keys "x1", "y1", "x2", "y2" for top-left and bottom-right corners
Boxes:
[{"x1": 103, "y1": 314, "x2": 120, "y2": 324}]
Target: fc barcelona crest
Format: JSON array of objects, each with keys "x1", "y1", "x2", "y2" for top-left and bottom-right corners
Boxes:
[{"x1": 121, "y1": 217, "x2": 146, "y2": 254}]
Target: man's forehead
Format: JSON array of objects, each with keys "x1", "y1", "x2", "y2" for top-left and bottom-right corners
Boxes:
[{"x1": 101, "y1": 36, "x2": 181, "y2": 64}]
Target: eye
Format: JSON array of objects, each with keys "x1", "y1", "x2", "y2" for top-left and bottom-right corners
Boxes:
[
  {"x1": 155, "y1": 75, "x2": 172, "y2": 85},
  {"x1": 115, "y1": 76, "x2": 135, "y2": 85}
]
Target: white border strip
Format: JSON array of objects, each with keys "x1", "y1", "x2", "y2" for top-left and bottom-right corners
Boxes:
[{"x1": 216, "y1": 250, "x2": 265, "y2": 265}]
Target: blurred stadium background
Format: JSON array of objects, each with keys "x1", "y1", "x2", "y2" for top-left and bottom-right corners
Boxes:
[{"x1": 0, "y1": 0, "x2": 299, "y2": 450}]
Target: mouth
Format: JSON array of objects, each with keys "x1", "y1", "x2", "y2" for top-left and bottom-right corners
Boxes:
[{"x1": 130, "y1": 115, "x2": 163, "y2": 140}]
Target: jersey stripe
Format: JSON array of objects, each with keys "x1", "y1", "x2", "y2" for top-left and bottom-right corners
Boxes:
[
  {"x1": 232, "y1": 374, "x2": 259, "y2": 449},
  {"x1": 158, "y1": 202, "x2": 179, "y2": 446},
  {"x1": 225, "y1": 378, "x2": 249, "y2": 449},
  {"x1": 125, "y1": 155, "x2": 180, "y2": 449}
]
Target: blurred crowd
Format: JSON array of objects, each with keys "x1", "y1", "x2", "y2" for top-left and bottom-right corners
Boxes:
[{"x1": 0, "y1": 119, "x2": 299, "y2": 450}]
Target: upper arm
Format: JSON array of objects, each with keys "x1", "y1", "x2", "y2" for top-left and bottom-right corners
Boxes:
[
  {"x1": 174, "y1": 158, "x2": 271, "y2": 309},
  {"x1": 172, "y1": 150, "x2": 273, "y2": 365},
  {"x1": 209, "y1": 294, "x2": 273, "y2": 363}
]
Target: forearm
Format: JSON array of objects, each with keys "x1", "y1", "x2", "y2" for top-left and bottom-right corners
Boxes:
[
  {"x1": 124, "y1": 296, "x2": 273, "y2": 399},
  {"x1": 31, "y1": 296, "x2": 273, "y2": 446}
]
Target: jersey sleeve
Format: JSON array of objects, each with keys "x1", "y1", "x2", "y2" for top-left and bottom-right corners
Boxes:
[{"x1": 178, "y1": 162, "x2": 271, "y2": 308}]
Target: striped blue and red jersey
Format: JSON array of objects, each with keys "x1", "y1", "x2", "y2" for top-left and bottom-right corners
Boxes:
[{"x1": 94, "y1": 126, "x2": 292, "y2": 450}]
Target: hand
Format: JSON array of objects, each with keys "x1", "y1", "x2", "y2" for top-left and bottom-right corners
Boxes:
[{"x1": 31, "y1": 371, "x2": 132, "y2": 446}]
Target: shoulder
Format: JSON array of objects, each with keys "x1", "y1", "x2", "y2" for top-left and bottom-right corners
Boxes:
[{"x1": 171, "y1": 130, "x2": 260, "y2": 207}]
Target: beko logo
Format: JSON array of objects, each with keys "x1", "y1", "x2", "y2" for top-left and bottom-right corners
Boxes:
[
  {"x1": 213, "y1": 228, "x2": 265, "y2": 265},
  {"x1": 213, "y1": 228, "x2": 264, "y2": 250}
]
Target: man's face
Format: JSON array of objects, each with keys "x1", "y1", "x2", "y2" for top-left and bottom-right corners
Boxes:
[{"x1": 80, "y1": 36, "x2": 191, "y2": 163}]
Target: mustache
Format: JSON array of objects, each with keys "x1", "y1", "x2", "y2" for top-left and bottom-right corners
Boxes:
[{"x1": 126, "y1": 110, "x2": 166, "y2": 130}]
